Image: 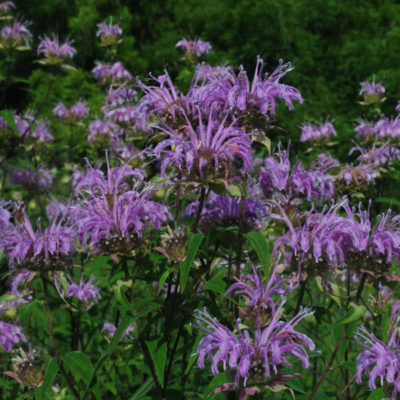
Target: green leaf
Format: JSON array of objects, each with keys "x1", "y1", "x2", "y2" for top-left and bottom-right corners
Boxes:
[
  {"x1": 204, "y1": 277, "x2": 226, "y2": 295},
  {"x1": 180, "y1": 233, "x2": 203, "y2": 292},
  {"x1": 367, "y1": 388, "x2": 385, "y2": 400},
  {"x1": 158, "y1": 269, "x2": 172, "y2": 295},
  {"x1": 62, "y1": 351, "x2": 94, "y2": 385},
  {"x1": 113, "y1": 279, "x2": 133, "y2": 312},
  {"x1": 82, "y1": 314, "x2": 136, "y2": 399},
  {"x1": 336, "y1": 302, "x2": 366, "y2": 325},
  {"x1": 0, "y1": 109, "x2": 18, "y2": 135},
  {"x1": 184, "y1": 332, "x2": 201, "y2": 375},
  {"x1": 145, "y1": 338, "x2": 167, "y2": 386},
  {"x1": 130, "y1": 377, "x2": 154, "y2": 400},
  {"x1": 34, "y1": 358, "x2": 58, "y2": 400},
  {"x1": 244, "y1": 232, "x2": 271, "y2": 271}
]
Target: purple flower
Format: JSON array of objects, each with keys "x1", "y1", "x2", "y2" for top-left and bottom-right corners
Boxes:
[
  {"x1": 350, "y1": 143, "x2": 400, "y2": 166},
  {"x1": 66, "y1": 275, "x2": 101, "y2": 304},
  {"x1": 0, "y1": 1, "x2": 15, "y2": 15},
  {"x1": 154, "y1": 108, "x2": 252, "y2": 181},
  {"x1": 97, "y1": 20, "x2": 122, "y2": 46},
  {"x1": 226, "y1": 264, "x2": 294, "y2": 315},
  {"x1": 1, "y1": 210, "x2": 75, "y2": 267},
  {"x1": 0, "y1": 321, "x2": 26, "y2": 352},
  {"x1": 396, "y1": 101, "x2": 400, "y2": 113},
  {"x1": 73, "y1": 156, "x2": 170, "y2": 252},
  {"x1": 196, "y1": 305, "x2": 314, "y2": 387},
  {"x1": 300, "y1": 120, "x2": 336, "y2": 143},
  {"x1": 227, "y1": 57, "x2": 303, "y2": 117},
  {"x1": 194, "y1": 63, "x2": 232, "y2": 81},
  {"x1": 0, "y1": 20, "x2": 31, "y2": 48},
  {"x1": 136, "y1": 72, "x2": 184, "y2": 130},
  {"x1": 176, "y1": 38, "x2": 212, "y2": 57},
  {"x1": 338, "y1": 164, "x2": 377, "y2": 186},
  {"x1": 355, "y1": 116, "x2": 400, "y2": 141},
  {"x1": 14, "y1": 113, "x2": 53, "y2": 142},
  {"x1": 355, "y1": 325, "x2": 400, "y2": 398},
  {"x1": 9, "y1": 167, "x2": 52, "y2": 191},
  {"x1": 92, "y1": 61, "x2": 132, "y2": 84},
  {"x1": 53, "y1": 101, "x2": 89, "y2": 122},
  {"x1": 101, "y1": 321, "x2": 134, "y2": 340},
  {"x1": 88, "y1": 118, "x2": 120, "y2": 142},
  {"x1": 359, "y1": 77, "x2": 385, "y2": 104},
  {"x1": 37, "y1": 35, "x2": 76, "y2": 63},
  {"x1": 183, "y1": 193, "x2": 268, "y2": 232},
  {"x1": 0, "y1": 200, "x2": 12, "y2": 231},
  {"x1": 259, "y1": 147, "x2": 336, "y2": 202}
]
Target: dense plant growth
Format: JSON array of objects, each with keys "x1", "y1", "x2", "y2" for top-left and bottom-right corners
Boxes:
[{"x1": 1, "y1": 2, "x2": 400, "y2": 400}]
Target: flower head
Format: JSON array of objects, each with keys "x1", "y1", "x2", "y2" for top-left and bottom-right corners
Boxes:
[
  {"x1": 37, "y1": 35, "x2": 76, "y2": 64},
  {"x1": 74, "y1": 156, "x2": 170, "y2": 253},
  {"x1": 66, "y1": 275, "x2": 101, "y2": 304},
  {"x1": 176, "y1": 38, "x2": 211, "y2": 58},
  {"x1": 154, "y1": 108, "x2": 252, "y2": 181},
  {"x1": 0, "y1": 321, "x2": 26, "y2": 352},
  {"x1": 97, "y1": 20, "x2": 122, "y2": 46},
  {"x1": 53, "y1": 101, "x2": 89, "y2": 123},
  {"x1": 359, "y1": 77, "x2": 385, "y2": 104},
  {"x1": 0, "y1": 20, "x2": 31, "y2": 48},
  {"x1": 300, "y1": 120, "x2": 336, "y2": 143},
  {"x1": 9, "y1": 167, "x2": 52, "y2": 191},
  {"x1": 355, "y1": 325, "x2": 400, "y2": 398}
]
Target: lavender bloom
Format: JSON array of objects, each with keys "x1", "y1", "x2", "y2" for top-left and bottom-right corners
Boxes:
[
  {"x1": 176, "y1": 37, "x2": 212, "y2": 57},
  {"x1": 9, "y1": 167, "x2": 52, "y2": 191},
  {"x1": 37, "y1": 35, "x2": 76, "y2": 64},
  {"x1": 272, "y1": 201, "x2": 361, "y2": 269},
  {"x1": 183, "y1": 194, "x2": 268, "y2": 232},
  {"x1": 1, "y1": 211, "x2": 75, "y2": 267},
  {"x1": 0, "y1": 20, "x2": 31, "y2": 48},
  {"x1": 0, "y1": 322, "x2": 26, "y2": 352},
  {"x1": 396, "y1": 101, "x2": 400, "y2": 113},
  {"x1": 74, "y1": 157, "x2": 170, "y2": 252},
  {"x1": 0, "y1": 200, "x2": 12, "y2": 230},
  {"x1": 355, "y1": 116, "x2": 400, "y2": 141},
  {"x1": 88, "y1": 119, "x2": 120, "y2": 142},
  {"x1": 0, "y1": 1, "x2": 15, "y2": 15},
  {"x1": 101, "y1": 321, "x2": 134, "y2": 340},
  {"x1": 226, "y1": 264, "x2": 293, "y2": 314},
  {"x1": 53, "y1": 101, "x2": 89, "y2": 123},
  {"x1": 338, "y1": 164, "x2": 377, "y2": 186},
  {"x1": 66, "y1": 275, "x2": 101, "y2": 304},
  {"x1": 92, "y1": 61, "x2": 132, "y2": 84},
  {"x1": 300, "y1": 121, "x2": 336, "y2": 143},
  {"x1": 15, "y1": 113, "x2": 53, "y2": 142},
  {"x1": 154, "y1": 108, "x2": 252, "y2": 181},
  {"x1": 104, "y1": 86, "x2": 136, "y2": 107},
  {"x1": 350, "y1": 143, "x2": 400, "y2": 166},
  {"x1": 136, "y1": 72, "x2": 184, "y2": 129},
  {"x1": 194, "y1": 63, "x2": 232, "y2": 81},
  {"x1": 227, "y1": 57, "x2": 303, "y2": 117},
  {"x1": 97, "y1": 20, "x2": 122, "y2": 46},
  {"x1": 259, "y1": 147, "x2": 336, "y2": 202},
  {"x1": 355, "y1": 325, "x2": 400, "y2": 398},
  {"x1": 359, "y1": 77, "x2": 385, "y2": 104},
  {"x1": 196, "y1": 306, "x2": 314, "y2": 388}
]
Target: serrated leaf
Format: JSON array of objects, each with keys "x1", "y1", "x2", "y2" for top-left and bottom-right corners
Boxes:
[
  {"x1": 367, "y1": 388, "x2": 386, "y2": 400},
  {"x1": 180, "y1": 233, "x2": 203, "y2": 292}
]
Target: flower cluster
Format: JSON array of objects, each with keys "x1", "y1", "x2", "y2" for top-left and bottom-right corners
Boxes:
[
  {"x1": 53, "y1": 101, "x2": 89, "y2": 123},
  {"x1": 37, "y1": 35, "x2": 76, "y2": 64},
  {"x1": 300, "y1": 120, "x2": 336, "y2": 143},
  {"x1": 196, "y1": 265, "x2": 314, "y2": 395},
  {"x1": 176, "y1": 37, "x2": 211, "y2": 58}
]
